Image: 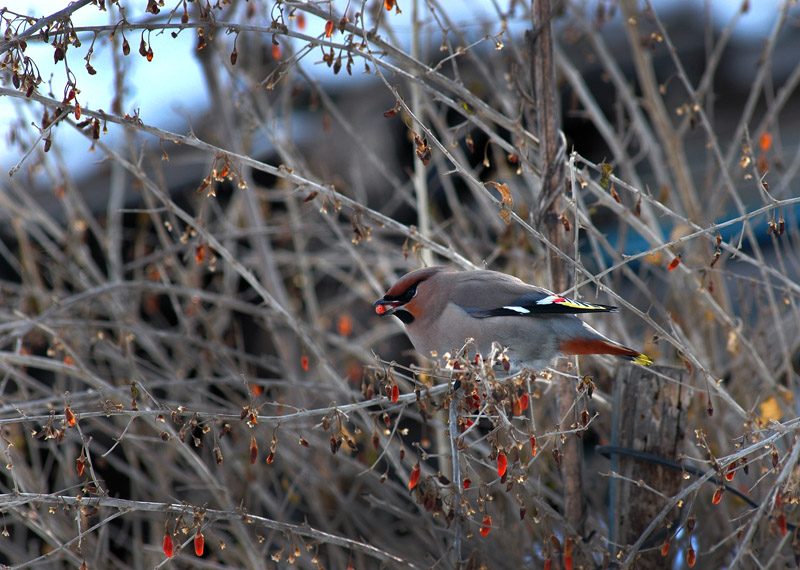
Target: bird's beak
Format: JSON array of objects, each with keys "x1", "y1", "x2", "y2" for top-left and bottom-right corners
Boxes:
[{"x1": 374, "y1": 298, "x2": 403, "y2": 317}]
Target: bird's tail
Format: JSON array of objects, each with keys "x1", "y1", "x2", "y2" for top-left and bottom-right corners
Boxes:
[{"x1": 560, "y1": 338, "x2": 653, "y2": 366}]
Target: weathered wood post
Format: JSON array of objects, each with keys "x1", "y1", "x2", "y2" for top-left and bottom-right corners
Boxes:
[
  {"x1": 610, "y1": 365, "x2": 688, "y2": 568},
  {"x1": 529, "y1": 0, "x2": 584, "y2": 538}
]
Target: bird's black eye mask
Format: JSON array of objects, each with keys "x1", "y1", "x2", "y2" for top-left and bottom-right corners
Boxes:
[
  {"x1": 379, "y1": 281, "x2": 420, "y2": 304},
  {"x1": 374, "y1": 281, "x2": 421, "y2": 321},
  {"x1": 394, "y1": 282, "x2": 419, "y2": 303}
]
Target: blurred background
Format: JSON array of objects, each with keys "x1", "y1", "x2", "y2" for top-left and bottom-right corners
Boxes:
[{"x1": 1, "y1": 0, "x2": 799, "y2": 568}]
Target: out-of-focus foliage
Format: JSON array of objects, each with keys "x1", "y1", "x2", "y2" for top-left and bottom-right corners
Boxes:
[{"x1": 1, "y1": 0, "x2": 799, "y2": 568}]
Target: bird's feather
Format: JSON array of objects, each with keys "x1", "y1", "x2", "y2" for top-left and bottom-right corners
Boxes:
[{"x1": 449, "y1": 271, "x2": 617, "y2": 316}]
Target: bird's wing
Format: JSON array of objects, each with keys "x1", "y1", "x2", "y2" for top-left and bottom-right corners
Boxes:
[{"x1": 449, "y1": 271, "x2": 618, "y2": 317}]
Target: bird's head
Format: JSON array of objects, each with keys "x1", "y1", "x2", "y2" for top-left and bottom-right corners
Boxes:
[{"x1": 374, "y1": 266, "x2": 448, "y2": 325}]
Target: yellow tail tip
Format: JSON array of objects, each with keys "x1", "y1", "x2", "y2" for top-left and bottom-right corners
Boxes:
[{"x1": 633, "y1": 353, "x2": 654, "y2": 366}]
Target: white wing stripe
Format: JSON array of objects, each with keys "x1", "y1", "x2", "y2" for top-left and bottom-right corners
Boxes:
[{"x1": 502, "y1": 306, "x2": 530, "y2": 314}]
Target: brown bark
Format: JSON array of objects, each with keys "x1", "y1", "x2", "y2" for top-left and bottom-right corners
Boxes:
[
  {"x1": 529, "y1": 0, "x2": 583, "y2": 538},
  {"x1": 611, "y1": 365, "x2": 689, "y2": 568}
]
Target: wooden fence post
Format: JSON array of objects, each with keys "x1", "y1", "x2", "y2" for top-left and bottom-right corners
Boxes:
[{"x1": 610, "y1": 365, "x2": 689, "y2": 568}]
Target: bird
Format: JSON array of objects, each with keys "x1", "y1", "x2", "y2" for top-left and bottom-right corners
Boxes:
[{"x1": 374, "y1": 266, "x2": 652, "y2": 372}]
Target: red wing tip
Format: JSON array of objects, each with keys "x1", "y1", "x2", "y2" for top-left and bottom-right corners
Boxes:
[{"x1": 540, "y1": 295, "x2": 618, "y2": 312}]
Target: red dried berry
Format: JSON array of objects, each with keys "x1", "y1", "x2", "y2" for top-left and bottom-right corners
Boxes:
[
  {"x1": 408, "y1": 463, "x2": 421, "y2": 490},
  {"x1": 479, "y1": 514, "x2": 492, "y2": 536},
  {"x1": 497, "y1": 453, "x2": 507, "y2": 477},
  {"x1": 163, "y1": 532, "x2": 174, "y2": 558}
]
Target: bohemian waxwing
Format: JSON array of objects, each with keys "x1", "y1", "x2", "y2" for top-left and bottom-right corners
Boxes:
[{"x1": 375, "y1": 266, "x2": 652, "y2": 371}]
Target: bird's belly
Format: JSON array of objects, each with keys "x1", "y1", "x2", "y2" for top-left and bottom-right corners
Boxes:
[
  {"x1": 408, "y1": 310, "x2": 560, "y2": 367},
  {"x1": 491, "y1": 317, "x2": 560, "y2": 367}
]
